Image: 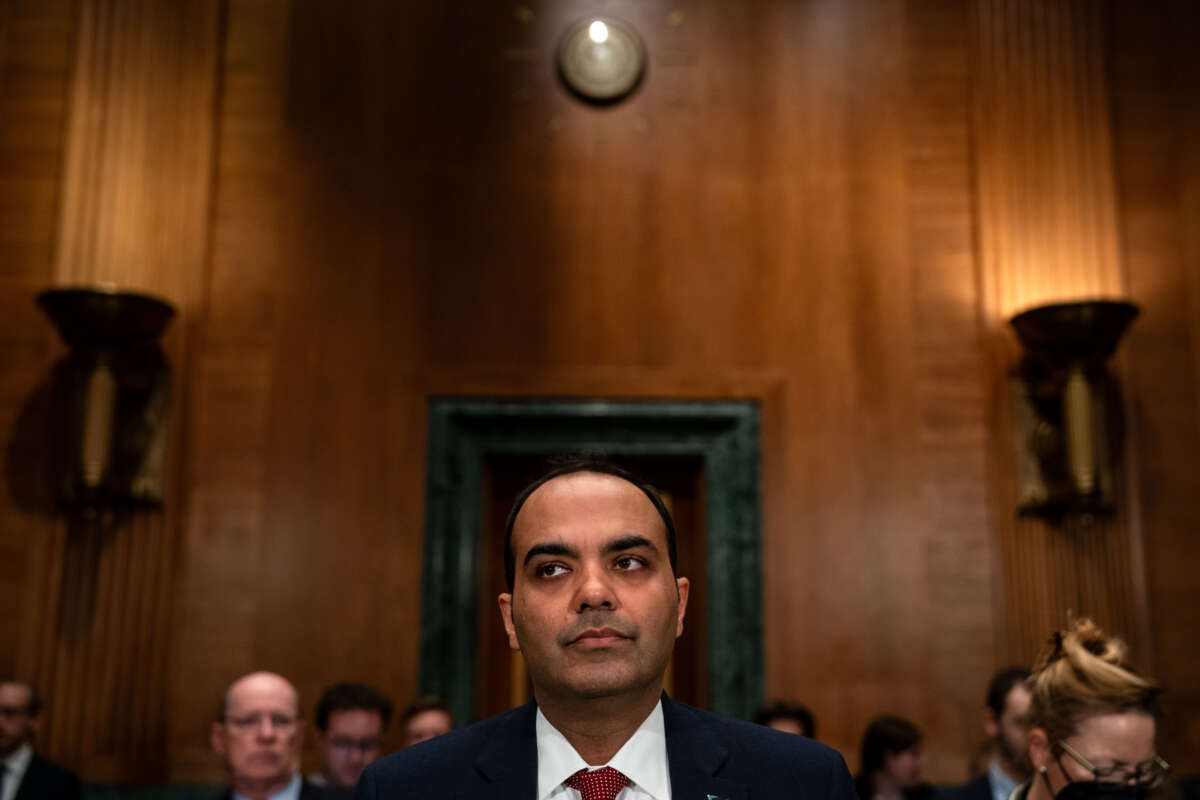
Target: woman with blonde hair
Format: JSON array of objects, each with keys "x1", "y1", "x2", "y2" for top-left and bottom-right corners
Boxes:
[{"x1": 1020, "y1": 618, "x2": 1169, "y2": 800}]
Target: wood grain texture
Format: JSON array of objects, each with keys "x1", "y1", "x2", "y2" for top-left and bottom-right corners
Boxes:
[
  {"x1": 1108, "y1": 0, "x2": 1200, "y2": 771},
  {"x1": 3, "y1": 0, "x2": 222, "y2": 782},
  {"x1": 0, "y1": 0, "x2": 1197, "y2": 785},
  {"x1": 0, "y1": 0, "x2": 78, "y2": 766},
  {"x1": 970, "y1": 0, "x2": 1153, "y2": 698},
  {"x1": 972, "y1": 0, "x2": 1125, "y2": 319}
]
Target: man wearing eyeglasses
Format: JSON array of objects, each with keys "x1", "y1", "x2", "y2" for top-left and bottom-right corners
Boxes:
[
  {"x1": 310, "y1": 683, "x2": 392, "y2": 789},
  {"x1": 212, "y1": 671, "x2": 348, "y2": 800},
  {"x1": 0, "y1": 680, "x2": 80, "y2": 800}
]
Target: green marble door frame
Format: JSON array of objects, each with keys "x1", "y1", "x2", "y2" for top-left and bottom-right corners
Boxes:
[{"x1": 419, "y1": 398, "x2": 762, "y2": 725}]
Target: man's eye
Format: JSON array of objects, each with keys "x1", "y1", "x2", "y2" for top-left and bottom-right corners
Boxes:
[
  {"x1": 615, "y1": 556, "x2": 645, "y2": 570},
  {"x1": 537, "y1": 563, "x2": 569, "y2": 578}
]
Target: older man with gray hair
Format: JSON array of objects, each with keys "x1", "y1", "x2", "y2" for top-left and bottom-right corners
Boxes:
[{"x1": 211, "y1": 671, "x2": 350, "y2": 800}]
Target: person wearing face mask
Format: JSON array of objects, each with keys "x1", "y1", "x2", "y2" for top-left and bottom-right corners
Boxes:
[{"x1": 1020, "y1": 618, "x2": 1169, "y2": 800}]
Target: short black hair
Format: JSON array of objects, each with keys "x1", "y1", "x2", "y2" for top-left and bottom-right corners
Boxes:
[
  {"x1": 860, "y1": 715, "x2": 922, "y2": 776},
  {"x1": 753, "y1": 701, "x2": 817, "y2": 738},
  {"x1": 0, "y1": 680, "x2": 41, "y2": 717},
  {"x1": 314, "y1": 682, "x2": 393, "y2": 733},
  {"x1": 502, "y1": 454, "x2": 678, "y2": 591},
  {"x1": 401, "y1": 696, "x2": 452, "y2": 726},
  {"x1": 986, "y1": 667, "x2": 1032, "y2": 718}
]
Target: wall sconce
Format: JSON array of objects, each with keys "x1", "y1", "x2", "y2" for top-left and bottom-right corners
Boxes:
[
  {"x1": 1008, "y1": 300, "x2": 1139, "y2": 519},
  {"x1": 37, "y1": 287, "x2": 176, "y2": 511}
]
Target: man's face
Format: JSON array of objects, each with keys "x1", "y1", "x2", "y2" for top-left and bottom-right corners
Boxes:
[
  {"x1": 0, "y1": 683, "x2": 36, "y2": 757},
  {"x1": 317, "y1": 709, "x2": 383, "y2": 788},
  {"x1": 884, "y1": 746, "x2": 925, "y2": 789},
  {"x1": 988, "y1": 685, "x2": 1033, "y2": 778},
  {"x1": 766, "y1": 717, "x2": 807, "y2": 737},
  {"x1": 403, "y1": 708, "x2": 452, "y2": 747},
  {"x1": 210, "y1": 673, "x2": 302, "y2": 790},
  {"x1": 498, "y1": 472, "x2": 689, "y2": 705}
]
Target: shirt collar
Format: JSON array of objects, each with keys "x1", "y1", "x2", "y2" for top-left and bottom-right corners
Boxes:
[
  {"x1": 3, "y1": 744, "x2": 32, "y2": 774},
  {"x1": 233, "y1": 772, "x2": 302, "y2": 800},
  {"x1": 988, "y1": 759, "x2": 1018, "y2": 800},
  {"x1": 536, "y1": 700, "x2": 670, "y2": 800}
]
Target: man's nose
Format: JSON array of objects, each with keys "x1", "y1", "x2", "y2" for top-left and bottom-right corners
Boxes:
[
  {"x1": 574, "y1": 563, "x2": 617, "y2": 611},
  {"x1": 255, "y1": 718, "x2": 279, "y2": 739}
]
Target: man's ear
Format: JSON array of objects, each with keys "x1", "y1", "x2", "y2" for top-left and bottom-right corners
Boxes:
[
  {"x1": 211, "y1": 722, "x2": 227, "y2": 758},
  {"x1": 984, "y1": 708, "x2": 999, "y2": 739},
  {"x1": 1028, "y1": 727, "x2": 1050, "y2": 771},
  {"x1": 498, "y1": 593, "x2": 520, "y2": 651},
  {"x1": 674, "y1": 577, "x2": 690, "y2": 638}
]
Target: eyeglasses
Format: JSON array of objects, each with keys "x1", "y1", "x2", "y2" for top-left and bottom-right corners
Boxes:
[
  {"x1": 225, "y1": 712, "x2": 298, "y2": 735},
  {"x1": 329, "y1": 736, "x2": 382, "y2": 755},
  {"x1": 1056, "y1": 740, "x2": 1171, "y2": 790}
]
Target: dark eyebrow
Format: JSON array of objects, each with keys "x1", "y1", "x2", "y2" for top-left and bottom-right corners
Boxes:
[
  {"x1": 522, "y1": 542, "x2": 578, "y2": 566},
  {"x1": 605, "y1": 535, "x2": 657, "y2": 555},
  {"x1": 522, "y1": 535, "x2": 659, "y2": 567}
]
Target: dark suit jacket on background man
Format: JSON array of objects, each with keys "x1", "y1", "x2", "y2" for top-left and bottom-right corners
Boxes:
[{"x1": 10, "y1": 754, "x2": 82, "y2": 800}]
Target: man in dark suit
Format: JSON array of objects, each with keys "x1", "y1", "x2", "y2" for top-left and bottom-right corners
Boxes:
[
  {"x1": 211, "y1": 672, "x2": 349, "y2": 800},
  {"x1": 357, "y1": 457, "x2": 858, "y2": 800},
  {"x1": 938, "y1": 669, "x2": 1033, "y2": 800},
  {"x1": 0, "y1": 680, "x2": 81, "y2": 800}
]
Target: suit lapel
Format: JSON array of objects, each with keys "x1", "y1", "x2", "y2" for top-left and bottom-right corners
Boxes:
[
  {"x1": 13, "y1": 758, "x2": 42, "y2": 800},
  {"x1": 461, "y1": 702, "x2": 539, "y2": 800},
  {"x1": 662, "y1": 697, "x2": 747, "y2": 800}
]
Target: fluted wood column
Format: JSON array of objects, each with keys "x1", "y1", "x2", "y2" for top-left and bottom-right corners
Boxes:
[
  {"x1": 16, "y1": 0, "x2": 223, "y2": 783},
  {"x1": 971, "y1": 0, "x2": 1151, "y2": 667}
]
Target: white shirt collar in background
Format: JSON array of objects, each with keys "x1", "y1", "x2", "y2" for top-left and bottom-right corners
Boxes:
[
  {"x1": 1, "y1": 745, "x2": 33, "y2": 800},
  {"x1": 234, "y1": 772, "x2": 302, "y2": 800}
]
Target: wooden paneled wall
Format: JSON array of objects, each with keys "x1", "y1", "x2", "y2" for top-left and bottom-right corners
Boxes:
[
  {"x1": 972, "y1": 0, "x2": 1149, "y2": 669},
  {"x1": 1108, "y1": 0, "x2": 1200, "y2": 763},
  {"x1": 4, "y1": 0, "x2": 223, "y2": 782},
  {"x1": 1, "y1": 0, "x2": 1197, "y2": 785}
]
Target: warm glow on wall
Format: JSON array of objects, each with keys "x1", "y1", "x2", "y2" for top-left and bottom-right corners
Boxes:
[{"x1": 973, "y1": 0, "x2": 1127, "y2": 321}]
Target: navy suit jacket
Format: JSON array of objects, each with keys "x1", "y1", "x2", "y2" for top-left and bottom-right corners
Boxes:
[
  {"x1": 356, "y1": 696, "x2": 858, "y2": 800},
  {"x1": 936, "y1": 775, "x2": 992, "y2": 800},
  {"x1": 12, "y1": 755, "x2": 82, "y2": 800}
]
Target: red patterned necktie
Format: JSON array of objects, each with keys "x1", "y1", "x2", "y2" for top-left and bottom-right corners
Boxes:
[{"x1": 565, "y1": 767, "x2": 630, "y2": 800}]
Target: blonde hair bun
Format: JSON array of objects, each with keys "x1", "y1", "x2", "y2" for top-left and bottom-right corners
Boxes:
[{"x1": 1028, "y1": 617, "x2": 1159, "y2": 743}]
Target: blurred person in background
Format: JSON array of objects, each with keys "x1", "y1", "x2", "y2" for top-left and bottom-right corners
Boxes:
[
  {"x1": 754, "y1": 700, "x2": 817, "y2": 739},
  {"x1": 399, "y1": 697, "x2": 452, "y2": 748},
  {"x1": 0, "y1": 680, "x2": 80, "y2": 800},
  {"x1": 212, "y1": 671, "x2": 348, "y2": 800},
  {"x1": 1017, "y1": 618, "x2": 1168, "y2": 800},
  {"x1": 940, "y1": 668, "x2": 1034, "y2": 800},
  {"x1": 856, "y1": 715, "x2": 936, "y2": 800},
  {"x1": 310, "y1": 682, "x2": 392, "y2": 789}
]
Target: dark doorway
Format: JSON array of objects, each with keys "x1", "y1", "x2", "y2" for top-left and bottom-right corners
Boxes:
[{"x1": 419, "y1": 399, "x2": 761, "y2": 726}]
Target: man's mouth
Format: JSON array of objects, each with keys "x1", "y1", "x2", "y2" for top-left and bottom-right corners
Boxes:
[{"x1": 569, "y1": 627, "x2": 632, "y2": 648}]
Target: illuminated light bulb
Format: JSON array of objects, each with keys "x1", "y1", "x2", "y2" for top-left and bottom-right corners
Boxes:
[{"x1": 588, "y1": 20, "x2": 609, "y2": 43}]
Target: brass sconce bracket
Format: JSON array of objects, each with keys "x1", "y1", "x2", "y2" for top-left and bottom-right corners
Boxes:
[
  {"x1": 1008, "y1": 300, "x2": 1139, "y2": 519},
  {"x1": 36, "y1": 287, "x2": 176, "y2": 511}
]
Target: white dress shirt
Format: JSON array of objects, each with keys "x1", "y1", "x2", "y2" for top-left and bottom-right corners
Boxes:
[
  {"x1": 1, "y1": 745, "x2": 33, "y2": 800},
  {"x1": 233, "y1": 773, "x2": 302, "y2": 800},
  {"x1": 537, "y1": 700, "x2": 671, "y2": 800},
  {"x1": 987, "y1": 760, "x2": 1018, "y2": 800}
]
